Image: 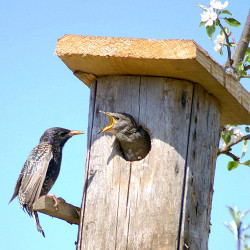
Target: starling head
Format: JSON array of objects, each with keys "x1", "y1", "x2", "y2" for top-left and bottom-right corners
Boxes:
[
  {"x1": 98, "y1": 111, "x2": 138, "y2": 135},
  {"x1": 40, "y1": 127, "x2": 84, "y2": 147}
]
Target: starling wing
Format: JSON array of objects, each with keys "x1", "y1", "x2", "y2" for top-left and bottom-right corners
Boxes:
[
  {"x1": 9, "y1": 165, "x2": 25, "y2": 204},
  {"x1": 18, "y1": 143, "x2": 53, "y2": 215}
]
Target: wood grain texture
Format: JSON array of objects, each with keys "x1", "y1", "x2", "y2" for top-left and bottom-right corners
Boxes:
[
  {"x1": 77, "y1": 76, "x2": 220, "y2": 249},
  {"x1": 55, "y1": 35, "x2": 250, "y2": 125},
  {"x1": 178, "y1": 85, "x2": 221, "y2": 250},
  {"x1": 33, "y1": 196, "x2": 80, "y2": 225}
]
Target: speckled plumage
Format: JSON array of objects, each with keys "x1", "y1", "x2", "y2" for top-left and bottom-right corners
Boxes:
[
  {"x1": 99, "y1": 112, "x2": 151, "y2": 161},
  {"x1": 9, "y1": 127, "x2": 83, "y2": 237}
]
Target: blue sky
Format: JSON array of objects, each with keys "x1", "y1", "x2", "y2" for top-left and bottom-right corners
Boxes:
[{"x1": 1, "y1": 0, "x2": 249, "y2": 249}]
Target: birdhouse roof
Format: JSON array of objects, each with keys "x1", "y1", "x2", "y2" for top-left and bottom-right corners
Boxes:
[{"x1": 56, "y1": 35, "x2": 250, "y2": 125}]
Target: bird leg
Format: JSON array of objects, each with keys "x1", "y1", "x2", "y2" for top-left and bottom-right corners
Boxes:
[
  {"x1": 46, "y1": 194, "x2": 65, "y2": 210},
  {"x1": 33, "y1": 211, "x2": 45, "y2": 237}
]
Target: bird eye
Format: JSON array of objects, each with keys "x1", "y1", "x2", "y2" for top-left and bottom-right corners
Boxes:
[
  {"x1": 60, "y1": 132, "x2": 68, "y2": 137},
  {"x1": 115, "y1": 117, "x2": 120, "y2": 120}
]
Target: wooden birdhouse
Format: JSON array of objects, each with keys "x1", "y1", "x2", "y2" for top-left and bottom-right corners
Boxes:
[{"x1": 53, "y1": 35, "x2": 249, "y2": 249}]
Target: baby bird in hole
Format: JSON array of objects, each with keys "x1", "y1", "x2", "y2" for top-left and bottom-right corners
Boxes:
[{"x1": 98, "y1": 111, "x2": 151, "y2": 161}]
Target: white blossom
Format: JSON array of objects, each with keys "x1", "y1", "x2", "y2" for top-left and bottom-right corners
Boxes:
[
  {"x1": 233, "y1": 126, "x2": 244, "y2": 138},
  {"x1": 201, "y1": 7, "x2": 218, "y2": 26},
  {"x1": 210, "y1": 0, "x2": 228, "y2": 10},
  {"x1": 215, "y1": 34, "x2": 225, "y2": 44},
  {"x1": 225, "y1": 125, "x2": 232, "y2": 130},
  {"x1": 214, "y1": 34, "x2": 225, "y2": 52},
  {"x1": 221, "y1": 126, "x2": 244, "y2": 148},
  {"x1": 214, "y1": 43, "x2": 222, "y2": 52}
]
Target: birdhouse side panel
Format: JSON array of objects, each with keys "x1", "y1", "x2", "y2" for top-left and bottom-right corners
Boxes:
[{"x1": 179, "y1": 84, "x2": 221, "y2": 250}]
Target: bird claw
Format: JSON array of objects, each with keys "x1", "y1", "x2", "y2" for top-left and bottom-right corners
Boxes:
[{"x1": 46, "y1": 194, "x2": 65, "y2": 210}]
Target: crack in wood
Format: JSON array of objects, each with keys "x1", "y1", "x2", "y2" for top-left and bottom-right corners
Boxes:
[
  {"x1": 177, "y1": 84, "x2": 195, "y2": 250},
  {"x1": 138, "y1": 76, "x2": 142, "y2": 122},
  {"x1": 114, "y1": 168, "x2": 121, "y2": 250},
  {"x1": 125, "y1": 163, "x2": 132, "y2": 249},
  {"x1": 126, "y1": 163, "x2": 132, "y2": 216},
  {"x1": 126, "y1": 206, "x2": 131, "y2": 250}
]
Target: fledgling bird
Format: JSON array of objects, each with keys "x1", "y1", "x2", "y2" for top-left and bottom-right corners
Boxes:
[
  {"x1": 98, "y1": 111, "x2": 151, "y2": 161},
  {"x1": 9, "y1": 127, "x2": 84, "y2": 237}
]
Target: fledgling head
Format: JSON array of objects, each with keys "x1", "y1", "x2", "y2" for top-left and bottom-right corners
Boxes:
[
  {"x1": 40, "y1": 127, "x2": 84, "y2": 147},
  {"x1": 98, "y1": 111, "x2": 138, "y2": 135}
]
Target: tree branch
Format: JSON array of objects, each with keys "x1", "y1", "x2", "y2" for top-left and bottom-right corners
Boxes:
[
  {"x1": 224, "y1": 152, "x2": 240, "y2": 162},
  {"x1": 232, "y1": 9, "x2": 250, "y2": 72},
  {"x1": 218, "y1": 20, "x2": 234, "y2": 70},
  {"x1": 218, "y1": 134, "x2": 250, "y2": 155},
  {"x1": 239, "y1": 75, "x2": 250, "y2": 79}
]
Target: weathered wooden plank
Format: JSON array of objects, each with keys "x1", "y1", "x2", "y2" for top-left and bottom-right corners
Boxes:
[
  {"x1": 78, "y1": 76, "x2": 141, "y2": 249},
  {"x1": 179, "y1": 84, "x2": 221, "y2": 250},
  {"x1": 33, "y1": 196, "x2": 80, "y2": 225},
  {"x1": 55, "y1": 35, "x2": 250, "y2": 125},
  {"x1": 124, "y1": 77, "x2": 194, "y2": 249},
  {"x1": 77, "y1": 80, "x2": 97, "y2": 247},
  {"x1": 78, "y1": 76, "x2": 197, "y2": 249}
]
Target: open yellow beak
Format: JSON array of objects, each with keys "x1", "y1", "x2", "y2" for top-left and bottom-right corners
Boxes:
[
  {"x1": 98, "y1": 111, "x2": 115, "y2": 134},
  {"x1": 68, "y1": 130, "x2": 84, "y2": 137}
]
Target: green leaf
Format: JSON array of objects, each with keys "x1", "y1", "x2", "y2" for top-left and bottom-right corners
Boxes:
[
  {"x1": 221, "y1": 133, "x2": 226, "y2": 142},
  {"x1": 246, "y1": 47, "x2": 250, "y2": 56},
  {"x1": 240, "y1": 70, "x2": 247, "y2": 77},
  {"x1": 242, "y1": 160, "x2": 250, "y2": 166},
  {"x1": 215, "y1": 20, "x2": 220, "y2": 26},
  {"x1": 242, "y1": 140, "x2": 247, "y2": 158},
  {"x1": 223, "y1": 221, "x2": 235, "y2": 234},
  {"x1": 236, "y1": 61, "x2": 247, "y2": 76},
  {"x1": 228, "y1": 161, "x2": 239, "y2": 171},
  {"x1": 206, "y1": 24, "x2": 216, "y2": 39},
  {"x1": 223, "y1": 133, "x2": 232, "y2": 144},
  {"x1": 196, "y1": 3, "x2": 208, "y2": 11},
  {"x1": 245, "y1": 127, "x2": 250, "y2": 133},
  {"x1": 243, "y1": 38, "x2": 250, "y2": 42},
  {"x1": 244, "y1": 49, "x2": 250, "y2": 63},
  {"x1": 199, "y1": 22, "x2": 206, "y2": 27},
  {"x1": 224, "y1": 27, "x2": 230, "y2": 35},
  {"x1": 227, "y1": 206, "x2": 241, "y2": 228},
  {"x1": 245, "y1": 55, "x2": 250, "y2": 63},
  {"x1": 227, "y1": 43, "x2": 236, "y2": 47},
  {"x1": 224, "y1": 18, "x2": 241, "y2": 27},
  {"x1": 220, "y1": 27, "x2": 230, "y2": 36},
  {"x1": 237, "y1": 61, "x2": 244, "y2": 71},
  {"x1": 221, "y1": 10, "x2": 233, "y2": 16}
]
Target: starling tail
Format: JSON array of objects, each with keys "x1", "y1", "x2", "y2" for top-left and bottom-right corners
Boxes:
[
  {"x1": 9, "y1": 127, "x2": 83, "y2": 237},
  {"x1": 33, "y1": 211, "x2": 45, "y2": 237}
]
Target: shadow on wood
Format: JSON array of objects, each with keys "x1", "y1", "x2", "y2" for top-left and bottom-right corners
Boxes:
[
  {"x1": 33, "y1": 196, "x2": 80, "y2": 225},
  {"x1": 83, "y1": 170, "x2": 97, "y2": 197}
]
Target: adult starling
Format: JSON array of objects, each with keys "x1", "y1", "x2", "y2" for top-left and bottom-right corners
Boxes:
[
  {"x1": 99, "y1": 111, "x2": 151, "y2": 161},
  {"x1": 9, "y1": 127, "x2": 84, "y2": 237}
]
